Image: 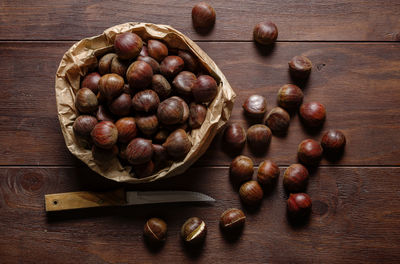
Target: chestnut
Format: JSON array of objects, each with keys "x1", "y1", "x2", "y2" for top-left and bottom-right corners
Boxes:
[
  {"x1": 97, "y1": 91, "x2": 107, "y2": 105},
  {"x1": 223, "y1": 123, "x2": 246, "y2": 150},
  {"x1": 126, "y1": 138, "x2": 153, "y2": 165},
  {"x1": 181, "y1": 217, "x2": 207, "y2": 245},
  {"x1": 154, "y1": 130, "x2": 169, "y2": 144},
  {"x1": 247, "y1": 124, "x2": 271, "y2": 150},
  {"x1": 220, "y1": 208, "x2": 246, "y2": 231},
  {"x1": 139, "y1": 45, "x2": 149, "y2": 57},
  {"x1": 230, "y1": 155, "x2": 254, "y2": 184},
  {"x1": 96, "y1": 105, "x2": 115, "y2": 122},
  {"x1": 92, "y1": 145, "x2": 118, "y2": 163},
  {"x1": 137, "y1": 55, "x2": 160, "y2": 74},
  {"x1": 109, "y1": 93, "x2": 132, "y2": 116},
  {"x1": 188, "y1": 103, "x2": 207, "y2": 129},
  {"x1": 151, "y1": 74, "x2": 172, "y2": 100},
  {"x1": 98, "y1": 53, "x2": 117, "y2": 75},
  {"x1": 132, "y1": 90, "x2": 160, "y2": 113},
  {"x1": 287, "y1": 193, "x2": 312, "y2": 218},
  {"x1": 171, "y1": 96, "x2": 189, "y2": 123},
  {"x1": 133, "y1": 160, "x2": 155, "y2": 178},
  {"x1": 192, "y1": 2, "x2": 216, "y2": 32},
  {"x1": 115, "y1": 117, "x2": 137, "y2": 144},
  {"x1": 299, "y1": 102, "x2": 326, "y2": 128},
  {"x1": 289, "y1": 55, "x2": 312, "y2": 79},
  {"x1": 110, "y1": 56, "x2": 128, "y2": 77},
  {"x1": 242, "y1": 94, "x2": 267, "y2": 119},
  {"x1": 162, "y1": 129, "x2": 192, "y2": 160},
  {"x1": 114, "y1": 32, "x2": 143, "y2": 60},
  {"x1": 321, "y1": 129, "x2": 346, "y2": 155},
  {"x1": 144, "y1": 218, "x2": 167, "y2": 244},
  {"x1": 152, "y1": 144, "x2": 169, "y2": 168},
  {"x1": 75, "y1": 88, "x2": 98, "y2": 113},
  {"x1": 126, "y1": 61, "x2": 154, "y2": 91},
  {"x1": 136, "y1": 115, "x2": 159, "y2": 136},
  {"x1": 265, "y1": 107, "x2": 290, "y2": 135},
  {"x1": 192, "y1": 75, "x2": 218, "y2": 103},
  {"x1": 91, "y1": 121, "x2": 118, "y2": 149},
  {"x1": 160, "y1": 56, "x2": 184, "y2": 79},
  {"x1": 277, "y1": 84, "x2": 303, "y2": 111},
  {"x1": 298, "y1": 139, "x2": 323, "y2": 166},
  {"x1": 157, "y1": 97, "x2": 184, "y2": 125},
  {"x1": 147, "y1": 40, "x2": 168, "y2": 62},
  {"x1": 253, "y1": 21, "x2": 278, "y2": 45},
  {"x1": 257, "y1": 160, "x2": 280, "y2": 188},
  {"x1": 239, "y1": 181, "x2": 264, "y2": 206},
  {"x1": 283, "y1": 164, "x2": 309, "y2": 193},
  {"x1": 172, "y1": 71, "x2": 197, "y2": 97},
  {"x1": 178, "y1": 50, "x2": 199, "y2": 73},
  {"x1": 98, "y1": 73, "x2": 125, "y2": 101},
  {"x1": 73, "y1": 115, "x2": 98, "y2": 137},
  {"x1": 81, "y1": 72, "x2": 101, "y2": 94}
]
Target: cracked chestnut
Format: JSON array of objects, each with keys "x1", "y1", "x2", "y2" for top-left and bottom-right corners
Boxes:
[
  {"x1": 181, "y1": 217, "x2": 207, "y2": 244},
  {"x1": 144, "y1": 218, "x2": 167, "y2": 244},
  {"x1": 220, "y1": 208, "x2": 246, "y2": 231}
]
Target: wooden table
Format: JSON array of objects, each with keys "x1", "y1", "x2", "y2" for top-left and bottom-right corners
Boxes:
[{"x1": 1, "y1": 1, "x2": 400, "y2": 263}]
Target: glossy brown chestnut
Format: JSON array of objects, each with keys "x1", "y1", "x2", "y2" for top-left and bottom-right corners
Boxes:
[
  {"x1": 109, "y1": 93, "x2": 132, "y2": 116},
  {"x1": 247, "y1": 124, "x2": 271, "y2": 150},
  {"x1": 137, "y1": 56, "x2": 160, "y2": 74},
  {"x1": 265, "y1": 107, "x2": 290, "y2": 135},
  {"x1": 98, "y1": 53, "x2": 117, "y2": 75},
  {"x1": 136, "y1": 115, "x2": 159, "y2": 136},
  {"x1": 172, "y1": 71, "x2": 197, "y2": 97},
  {"x1": 114, "y1": 32, "x2": 143, "y2": 60},
  {"x1": 283, "y1": 164, "x2": 309, "y2": 193},
  {"x1": 178, "y1": 50, "x2": 199, "y2": 73},
  {"x1": 98, "y1": 73, "x2": 125, "y2": 101},
  {"x1": 253, "y1": 21, "x2": 278, "y2": 45},
  {"x1": 192, "y1": 2, "x2": 216, "y2": 31},
  {"x1": 277, "y1": 84, "x2": 303, "y2": 111},
  {"x1": 321, "y1": 129, "x2": 346, "y2": 155},
  {"x1": 160, "y1": 56, "x2": 184, "y2": 79},
  {"x1": 220, "y1": 208, "x2": 246, "y2": 231},
  {"x1": 299, "y1": 102, "x2": 326, "y2": 128},
  {"x1": 133, "y1": 160, "x2": 155, "y2": 178},
  {"x1": 96, "y1": 105, "x2": 115, "y2": 122},
  {"x1": 181, "y1": 217, "x2": 207, "y2": 244},
  {"x1": 188, "y1": 103, "x2": 207, "y2": 129},
  {"x1": 132, "y1": 90, "x2": 160, "y2": 113},
  {"x1": 92, "y1": 145, "x2": 118, "y2": 163},
  {"x1": 154, "y1": 129, "x2": 170, "y2": 144},
  {"x1": 110, "y1": 56, "x2": 128, "y2": 77},
  {"x1": 298, "y1": 139, "x2": 323, "y2": 166},
  {"x1": 170, "y1": 96, "x2": 189, "y2": 123},
  {"x1": 223, "y1": 123, "x2": 246, "y2": 150},
  {"x1": 151, "y1": 74, "x2": 172, "y2": 100},
  {"x1": 126, "y1": 61, "x2": 154, "y2": 91},
  {"x1": 230, "y1": 155, "x2": 254, "y2": 184},
  {"x1": 144, "y1": 218, "x2": 167, "y2": 244},
  {"x1": 81, "y1": 72, "x2": 101, "y2": 94},
  {"x1": 73, "y1": 115, "x2": 98, "y2": 137},
  {"x1": 192, "y1": 75, "x2": 218, "y2": 103},
  {"x1": 289, "y1": 55, "x2": 312, "y2": 79},
  {"x1": 147, "y1": 40, "x2": 168, "y2": 62},
  {"x1": 91, "y1": 121, "x2": 118, "y2": 149},
  {"x1": 115, "y1": 117, "x2": 137, "y2": 144},
  {"x1": 139, "y1": 45, "x2": 149, "y2": 57},
  {"x1": 75, "y1": 88, "x2": 98, "y2": 113},
  {"x1": 239, "y1": 181, "x2": 264, "y2": 206},
  {"x1": 257, "y1": 160, "x2": 280, "y2": 187},
  {"x1": 152, "y1": 144, "x2": 169, "y2": 168},
  {"x1": 126, "y1": 138, "x2": 153, "y2": 165},
  {"x1": 287, "y1": 193, "x2": 312, "y2": 218},
  {"x1": 157, "y1": 97, "x2": 184, "y2": 125},
  {"x1": 162, "y1": 129, "x2": 192, "y2": 160},
  {"x1": 242, "y1": 94, "x2": 267, "y2": 118}
]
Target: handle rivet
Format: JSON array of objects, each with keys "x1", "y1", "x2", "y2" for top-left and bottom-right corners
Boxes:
[{"x1": 53, "y1": 200, "x2": 58, "y2": 205}]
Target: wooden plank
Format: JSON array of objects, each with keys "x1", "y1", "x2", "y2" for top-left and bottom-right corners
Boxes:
[
  {"x1": 0, "y1": 167, "x2": 399, "y2": 263},
  {"x1": 0, "y1": 0, "x2": 399, "y2": 41}
]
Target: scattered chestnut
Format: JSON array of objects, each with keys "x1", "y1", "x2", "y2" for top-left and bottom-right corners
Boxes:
[
  {"x1": 277, "y1": 84, "x2": 303, "y2": 111},
  {"x1": 172, "y1": 71, "x2": 197, "y2": 97},
  {"x1": 151, "y1": 74, "x2": 172, "y2": 100},
  {"x1": 136, "y1": 115, "x2": 159, "y2": 136},
  {"x1": 137, "y1": 55, "x2": 160, "y2": 74},
  {"x1": 152, "y1": 144, "x2": 169, "y2": 168},
  {"x1": 247, "y1": 124, "x2": 271, "y2": 150},
  {"x1": 230, "y1": 155, "x2": 254, "y2": 184},
  {"x1": 98, "y1": 53, "x2": 117, "y2": 75},
  {"x1": 178, "y1": 50, "x2": 199, "y2": 73},
  {"x1": 114, "y1": 32, "x2": 143, "y2": 60},
  {"x1": 154, "y1": 129, "x2": 169, "y2": 144},
  {"x1": 283, "y1": 164, "x2": 309, "y2": 193},
  {"x1": 109, "y1": 93, "x2": 132, "y2": 116},
  {"x1": 298, "y1": 139, "x2": 323, "y2": 166},
  {"x1": 110, "y1": 56, "x2": 128, "y2": 77},
  {"x1": 132, "y1": 90, "x2": 160, "y2": 113},
  {"x1": 115, "y1": 117, "x2": 137, "y2": 144},
  {"x1": 98, "y1": 73, "x2": 125, "y2": 101},
  {"x1": 299, "y1": 102, "x2": 326, "y2": 128},
  {"x1": 144, "y1": 218, "x2": 167, "y2": 244},
  {"x1": 220, "y1": 208, "x2": 246, "y2": 231},
  {"x1": 188, "y1": 103, "x2": 207, "y2": 129},
  {"x1": 160, "y1": 56, "x2": 184, "y2": 79},
  {"x1": 239, "y1": 180, "x2": 264, "y2": 206},
  {"x1": 321, "y1": 129, "x2": 346, "y2": 155},
  {"x1": 223, "y1": 123, "x2": 246, "y2": 150},
  {"x1": 287, "y1": 193, "x2": 312, "y2": 218},
  {"x1": 75, "y1": 88, "x2": 98, "y2": 113},
  {"x1": 192, "y1": 2, "x2": 216, "y2": 32},
  {"x1": 133, "y1": 160, "x2": 155, "y2": 178},
  {"x1": 171, "y1": 96, "x2": 189, "y2": 123},
  {"x1": 91, "y1": 121, "x2": 118, "y2": 149},
  {"x1": 242, "y1": 94, "x2": 267, "y2": 118},
  {"x1": 181, "y1": 217, "x2": 207, "y2": 244},
  {"x1": 289, "y1": 55, "x2": 312, "y2": 79},
  {"x1": 192, "y1": 75, "x2": 218, "y2": 103},
  {"x1": 73, "y1": 115, "x2": 98, "y2": 137},
  {"x1": 147, "y1": 40, "x2": 168, "y2": 62},
  {"x1": 126, "y1": 61, "x2": 154, "y2": 91},
  {"x1": 126, "y1": 138, "x2": 153, "y2": 165},
  {"x1": 162, "y1": 129, "x2": 192, "y2": 160},
  {"x1": 265, "y1": 107, "x2": 290, "y2": 135},
  {"x1": 96, "y1": 105, "x2": 115, "y2": 122},
  {"x1": 92, "y1": 145, "x2": 118, "y2": 163},
  {"x1": 81, "y1": 72, "x2": 101, "y2": 94},
  {"x1": 253, "y1": 21, "x2": 278, "y2": 45},
  {"x1": 257, "y1": 160, "x2": 280, "y2": 188},
  {"x1": 157, "y1": 97, "x2": 184, "y2": 125}
]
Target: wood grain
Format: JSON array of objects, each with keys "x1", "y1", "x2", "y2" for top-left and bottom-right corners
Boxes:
[
  {"x1": 0, "y1": 166, "x2": 399, "y2": 263},
  {"x1": 0, "y1": 42, "x2": 399, "y2": 166},
  {"x1": 0, "y1": 0, "x2": 400, "y2": 41}
]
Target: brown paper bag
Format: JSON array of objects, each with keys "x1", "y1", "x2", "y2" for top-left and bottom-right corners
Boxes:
[{"x1": 55, "y1": 22, "x2": 236, "y2": 183}]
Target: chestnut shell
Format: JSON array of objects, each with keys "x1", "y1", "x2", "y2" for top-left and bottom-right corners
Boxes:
[
  {"x1": 242, "y1": 95, "x2": 267, "y2": 118},
  {"x1": 253, "y1": 21, "x2": 278, "y2": 45},
  {"x1": 172, "y1": 71, "x2": 197, "y2": 97},
  {"x1": 277, "y1": 84, "x2": 304, "y2": 111},
  {"x1": 162, "y1": 129, "x2": 192, "y2": 160},
  {"x1": 151, "y1": 74, "x2": 172, "y2": 100},
  {"x1": 160, "y1": 56, "x2": 185, "y2": 79},
  {"x1": 321, "y1": 129, "x2": 346, "y2": 155},
  {"x1": 73, "y1": 115, "x2": 98, "y2": 137},
  {"x1": 132, "y1": 90, "x2": 160, "y2": 113},
  {"x1": 192, "y1": 2, "x2": 216, "y2": 31},
  {"x1": 265, "y1": 107, "x2": 290, "y2": 135},
  {"x1": 192, "y1": 75, "x2": 218, "y2": 103},
  {"x1": 181, "y1": 217, "x2": 207, "y2": 244},
  {"x1": 299, "y1": 102, "x2": 326, "y2": 128},
  {"x1": 144, "y1": 218, "x2": 168, "y2": 244},
  {"x1": 298, "y1": 139, "x2": 323, "y2": 166},
  {"x1": 230, "y1": 155, "x2": 254, "y2": 185},
  {"x1": 223, "y1": 123, "x2": 246, "y2": 150},
  {"x1": 126, "y1": 61, "x2": 154, "y2": 91},
  {"x1": 147, "y1": 40, "x2": 168, "y2": 62},
  {"x1": 257, "y1": 160, "x2": 280, "y2": 188},
  {"x1": 289, "y1": 56, "x2": 312, "y2": 79},
  {"x1": 126, "y1": 138, "x2": 153, "y2": 165},
  {"x1": 114, "y1": 32, "x2": 143, "y2": 60},
  {"x1": 157, "y1": 97, "x2": 184, "y2": 125},
  {"x1": 283, "y1": 164, "x2": 309, "y2": 193},
  {"x1": 75, "y1": 88, "x2": 98, "y2": 114},
  {"x1": 220, "y1": 208, "x2": 246, "y2": 231},
  {"x1": 115, "y1": 117, "x2": 137, "y2": 144},
  {"x1": 81, "y1": 72, "x2": 101, "y2": 94},
  {"x1": 98, "y1": 73, "x2": 125, "y2": 101},
  {"x1": 287, "y1": 193, "x2": 312, "y2": 218},
  {"x1": 91, "y1": 121, "x2": 118, "y2": 149},
  {"x1": 239, "y1": 181, "x2": 264, "y2": 206},
  {"x1": 246, "y1": 124, "x2": 271, "y2": 150}
]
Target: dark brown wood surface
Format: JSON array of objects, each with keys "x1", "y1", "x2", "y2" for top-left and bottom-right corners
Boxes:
[{"x1": 0, "y1": 0, "x2": 400, "y2": 263}]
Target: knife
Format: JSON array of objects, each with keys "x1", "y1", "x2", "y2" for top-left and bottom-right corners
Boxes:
[{"x1": 45, "y1": 189, "x2": 215, "y2": 212}]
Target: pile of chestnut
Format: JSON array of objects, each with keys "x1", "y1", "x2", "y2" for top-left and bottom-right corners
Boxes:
[{"x1": 73, "y1": 31, "x2": 219, "y2": 178}]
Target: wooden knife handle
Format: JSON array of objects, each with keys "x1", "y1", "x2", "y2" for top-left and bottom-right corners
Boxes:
[{"x1": 45, "y1": 189, "x2": 126, "y2": 212}]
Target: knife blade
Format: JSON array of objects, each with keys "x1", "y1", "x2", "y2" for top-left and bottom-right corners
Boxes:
[{"x1": 45, "y1": 189, "x2": 215, "y2": 212}]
